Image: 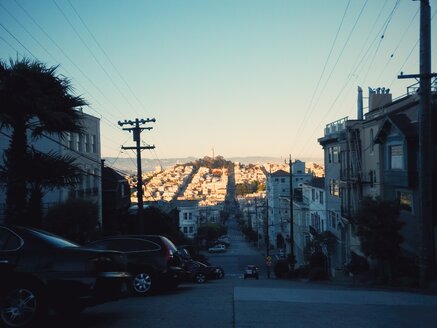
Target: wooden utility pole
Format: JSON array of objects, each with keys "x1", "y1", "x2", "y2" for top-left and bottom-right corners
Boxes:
[
  {"x1": 289, "y1": 155, "x2": 295, "y2": 270},
  {"x1": 398, "y1": 0, "x2": 436, "y2": 285},
  {"x1": 118, "y1": 118, "x2": 156, "y2": 231}
]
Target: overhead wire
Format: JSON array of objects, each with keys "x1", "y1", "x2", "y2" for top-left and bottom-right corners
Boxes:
[
  {"x1": 66, "y1": 0, "x2": 151, "y2": 117},
  {"x1": 0, "y1": 22, "x2": 38, "y2": 59},
  {"x1": 52, "y1": 0, "x2": 141, "y2": 117},
  {"x1": 296, "y1": 0, "x2": 411, "y2": 160},
  {"x1": 295, "y1": 0, "x2": 370, "y2": 159},
  {"x1": 361, "y1": 0, "x2": 400, "y2": 84},
  {"x1": 2, "y1": 1, "x2": 133, "y2": 155},
  {"x1": 291, "y1": 0, "x2": 352, "y2": 146},
  {"x1": 13, "y1": 0, "x2": 126, "y2": 118},
  {"x1": 375, "y1": 6, "x2": 419, "y2": 85}
]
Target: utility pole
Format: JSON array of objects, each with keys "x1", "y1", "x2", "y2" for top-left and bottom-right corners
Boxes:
[
  {"x1": 118, "y1": 118, "x2": 156, "y2": 231},
  {"x1": 398, "y1": 0, "x2": 436, "y2": 286},
  {"x1": 289, "y1": 155, "x2": 295, "y2": 271}
]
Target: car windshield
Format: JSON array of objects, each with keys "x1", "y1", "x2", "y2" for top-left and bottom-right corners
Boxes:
[{"x1": 27, "y1": 229, "x2": 79, "y2": 248}]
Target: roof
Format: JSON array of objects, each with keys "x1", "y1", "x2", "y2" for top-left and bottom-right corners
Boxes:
[
  {"x1": 305, "y1": 177, "x2": 325, "y2": 189},
  {"x1": 103, "y1": 166, "x2": 127, "y2": 181},
  {"x1": 374, "y1": 113, "x2": 418, "y2": 144},
  {"x1": 270, "y1": 169, "x2": 289, "y2": 177}
]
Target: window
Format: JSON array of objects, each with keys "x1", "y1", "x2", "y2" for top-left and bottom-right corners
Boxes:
[
  {"x1": 77, "y1": 134, "x2": 83, "y2": 152},
  {"x1": 319, "y1": 191, "x2": 324, "y2": 204},
  {"x1": 85, "y1": 134, "x2": 90, "y2": 152},
  {"x1": 311, "y1": 189, "x2": 315, "y2": 201},
  {"x1": 329, "y1": 179, "x2": 340, "y2": 197},
  {"x1": 330, "y1": 211, "x2": 336, "y2": 229},
  {"x1": 183, "y1": 213, "x2": 188, "y2": 221},
  {"x1": 328, "y1": 147, "x2": 332, "y2": 163},
  {"x1": 304, "y1": 235, "x2": 311, "y2": 247},
  {"x1": 188, "y1": 213, "x2": 193, "y2": 220},
  {"x1": 398, "y1": 191, "x2": 413, "y2": 213},
  {"x1": 370, "y1": 129, "x2": 374, "y2": 153},
  {"x1": 390, "y1": 144, "x2": 404, "y2": 169},
  {"x1": 66, "y1": 132, "x2": 74, "y2": 149},
  {"x1": 92, "y1": 135, "x2": 97, "y2": 153},
  {"x1": 189, "y1": 226, "x2": 193, "y2": 233},
  {"x1": 183, "y1": 227, "x2": 188, "y2": 233},
  {"x1": 333, "y1": 146, "x2": 340, "y2": 163},
  {"x1": 281, "y1": 178, "x2": 285, "y2": 183}
]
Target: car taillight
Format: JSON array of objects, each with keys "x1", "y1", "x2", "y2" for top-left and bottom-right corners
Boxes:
[{"x1": 165, "y1": 247, "x2": 174, "y2": 261}]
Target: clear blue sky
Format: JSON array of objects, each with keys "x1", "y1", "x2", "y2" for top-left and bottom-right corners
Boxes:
[{"x1": 1, "y1": 0, "x2": 436, "y2": 162}]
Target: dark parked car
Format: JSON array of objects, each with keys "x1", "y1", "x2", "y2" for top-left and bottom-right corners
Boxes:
[
  {"x1": 244, "y1": 265, "x2": 259, "y2": 279},
  {"x1": 183, "y1": 260, "x2": 225, "y2": 283},
  {"x1": 86, "y1": 235, "x2": 185, "y2": 295},
  {"x1": 0, "y1": 225, "x2": 131, "y2": 328}
]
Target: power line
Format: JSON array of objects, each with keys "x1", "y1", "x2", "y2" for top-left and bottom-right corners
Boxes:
[
  {"x1": 66, "y1": 0, "x2": 151, "y2": 117},
  {"x1": 13, "y1": 0, "x2": 125, "y2": 118},
  {"x1": 52, "y1": 0, "x2": 141, "y2": 117},
  {"x1": 0, "y1": 22, "x2": 38, "y2": 59},
  {"x1": 291, "y1": 0, "x2": 352, "y2": 145}
]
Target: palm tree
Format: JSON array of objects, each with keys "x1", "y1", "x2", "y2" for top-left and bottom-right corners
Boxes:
[
  {"x1": 25, "y1": 150, "x2": 82, "y2": 227},
  {"x1": 0, "y1": 58, "x2": 87, "y2": 225}
]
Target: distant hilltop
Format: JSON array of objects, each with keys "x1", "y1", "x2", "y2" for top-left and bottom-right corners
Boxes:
[{"x1": 103, "y1": 156, "x2": 323, "y2": 174}]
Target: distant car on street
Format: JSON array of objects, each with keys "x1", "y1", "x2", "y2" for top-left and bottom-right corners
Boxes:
[
  {"x1": 183, "y1": 260, "x2": 225, "y2": 283},
  {"x1": 244, "y1": 265, "x2": 259, "y2": 280},
  {"x1": 208, "y1": 244, "x2": 226, "y2": 253}
]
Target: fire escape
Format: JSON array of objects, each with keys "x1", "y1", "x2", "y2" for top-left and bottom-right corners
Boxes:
[{"x1": 341, "y1": 127, "x2": 363, "y2": 220}]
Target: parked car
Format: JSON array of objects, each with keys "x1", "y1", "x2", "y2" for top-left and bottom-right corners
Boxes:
[
  {"x1": 86, "y1": 235, "x2": 185, "y2": 296},
  {"x1": 217, "y1": 235, "x2": 230, "y2": 246},
  {"x1": 0, "y1": 225, "x2": 131, "y2": 328},
  {"x1": 208, "y1": 244, "x2": 226, "y2": 253},
  {"x1": 244, "y1": 265, "x2": 259, "y2": 279},
  {"x1": 183, "y1": 260, "x2": 225, "y2": 283}
]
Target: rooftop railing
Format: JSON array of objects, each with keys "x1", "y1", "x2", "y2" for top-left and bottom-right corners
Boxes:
[{"x1": 324, "y1": 116, "x2": 348, "y2": 136}]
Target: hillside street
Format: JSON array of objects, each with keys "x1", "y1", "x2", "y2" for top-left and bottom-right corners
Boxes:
[{"x1": 39, "y1": 218, "x2": 437, "y2": 328}]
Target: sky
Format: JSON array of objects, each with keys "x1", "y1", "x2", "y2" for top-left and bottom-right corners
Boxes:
[{"x1": 1, "y1": 0, "x2": 436, "y2": 163}]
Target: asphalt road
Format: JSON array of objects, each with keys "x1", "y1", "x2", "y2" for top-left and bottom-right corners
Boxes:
[{"x1": 42, "y1": 218, "x2": 437, "y2": 328}]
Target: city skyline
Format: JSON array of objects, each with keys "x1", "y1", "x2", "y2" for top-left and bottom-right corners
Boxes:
[{"x1": 1, "y1": 0, "x2": 435, "y2": 160}]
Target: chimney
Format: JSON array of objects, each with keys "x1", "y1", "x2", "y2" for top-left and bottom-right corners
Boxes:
[
  {"x1": 357, "y1": 86, "x2": 363, "y2": 120},
  {"x1": 368, "y1": 86, "x2": 392, "y2": 112}
]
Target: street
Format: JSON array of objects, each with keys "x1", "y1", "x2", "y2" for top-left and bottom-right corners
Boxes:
[{"x1": 42, "y1": 219, "x2": 437, "y2": 328}]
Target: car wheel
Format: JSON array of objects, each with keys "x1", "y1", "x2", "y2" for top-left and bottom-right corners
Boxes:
[
  {"x1": 195, "y1": 273, "x2": 206, "y2": 284},
  {"x1": 132, "y1": 271, "x2": 154, "y2": 296},
  {"x1": 0, "y1": 284, "x2": 47, "y2": 328}
]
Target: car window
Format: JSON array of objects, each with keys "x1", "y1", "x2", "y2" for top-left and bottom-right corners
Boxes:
[
  {"x1": 28, "y1": 229, "x2": 78, "y2": 248},
  {"x1": 0, "y1": 228, "x2": 22, "y2": 251},
  {"x1": 87, "y1": 240, "x2": 112, "y2": 250},
  {"x1": 112, "y1": 239, "x2": 160, "y2": 252},
  {"x1": 89, "y1": 239, "x2": 160, "y2": 252}
]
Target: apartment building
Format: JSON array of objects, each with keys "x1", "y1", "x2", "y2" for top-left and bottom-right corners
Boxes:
[
  {"x1": 318, "y1": 85, "x2": 437, "y2": 266},
  {"x1": 0, "y1": 111, "x2": 102, "y2": 225}
]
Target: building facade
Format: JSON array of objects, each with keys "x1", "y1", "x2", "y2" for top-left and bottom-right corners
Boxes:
[{"x1": 0, "y1": 111, "x2": 102, "y2": 225}]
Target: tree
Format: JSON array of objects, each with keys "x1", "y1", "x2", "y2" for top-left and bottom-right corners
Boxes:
[
  {"x1": 23, "y1": 150, "x2": 82, "y2": 227},
  {"x1": 44, "y1": 198, "x2": 99, "y2": 243},
  {"x1": 0, "y1": 58, "x2": 86, "y2": 224},
  {"x1": 354, "y1": 196, "x2": 404, "y2": 283}
]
